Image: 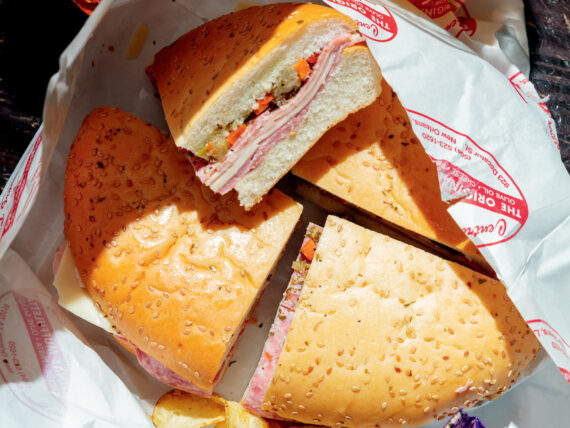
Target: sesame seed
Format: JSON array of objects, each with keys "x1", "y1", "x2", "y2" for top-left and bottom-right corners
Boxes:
[
  {"x1": 382, "y1": 402, "x2": 387, "y2": 409},
  {"x1": 424, "y1": 406, "x2": 431, "y2": 413},
  {"x1": 352, "y1": 386, "x2": 361, "y2": 393}
]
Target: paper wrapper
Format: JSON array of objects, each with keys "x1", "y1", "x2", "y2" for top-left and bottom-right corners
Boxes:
[{"x1": 0, "y1": 0, "x2": 568, "y2": 426}]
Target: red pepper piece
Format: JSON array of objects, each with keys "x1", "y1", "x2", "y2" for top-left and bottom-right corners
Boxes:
[
  {"x1": 226, "y1": 124, "x2": 247, "y2": 146},
  {"x1": 300, "y1": 237, "x2": 316, "y2": 262},
  {"x1": 253, "y1": 93, "x2": 274, "y2": 115}
]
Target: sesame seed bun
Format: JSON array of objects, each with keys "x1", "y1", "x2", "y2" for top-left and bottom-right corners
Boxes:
[
  {"x1": 63, "y1": 106, "x2": 302, "y2": 392},
  {"x1": 150, "y1": 2, "x2": 382, "y2": 209},
  {"x1": 292, "y1": 79, "x2": 491, "y2": 273},
  {"x1": 260, "y1": 216, "x2": 539, "y2": 427}
]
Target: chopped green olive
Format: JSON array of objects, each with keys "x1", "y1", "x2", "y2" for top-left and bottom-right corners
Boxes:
[{"x1": 196, "y1": 133, "x2": 230, "y2": 161}]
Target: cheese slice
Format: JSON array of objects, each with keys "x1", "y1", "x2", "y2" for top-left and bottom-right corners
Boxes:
[{"x1": 53, "y1": 244, "x2": 115, "y2": 334}]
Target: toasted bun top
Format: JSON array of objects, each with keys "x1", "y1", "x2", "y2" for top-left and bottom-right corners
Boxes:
[
  {"x1": 292, "y1": 79, "x2": 482, "y2": 263},
  {"x1": 150, "y1": 2, "x2": 357, "y2": 152},
  {"x1": 63, "y1": 107, "x2": 302, "y2": 390},
  {"x1": 262, "y1": 216, "x2": 539, "y2": 427}
]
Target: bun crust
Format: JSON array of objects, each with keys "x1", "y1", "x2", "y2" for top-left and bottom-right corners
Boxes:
[
  {"x1": 63, "y1": 107, "x2": 302, "y2": 391},
  {"x1": 262, "y1": 216, "x2": 539, "y2": 427},
  {"x1": 292, "y1": 80, "x2": 486, "y2": 269}
]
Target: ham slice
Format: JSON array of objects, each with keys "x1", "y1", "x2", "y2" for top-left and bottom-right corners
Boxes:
[
  {"x1": 191, "y1": 33, "x2": 365, "y2": 194},
  {"x1": 114, "y1": 320, "x2": 250, "y2": 397},
  {"x1": 135, "y1": 348, "x2": 213, "y2": 397},
  {"x1": 112, "y1": 334, "x2": 212, "y2": 397},
  {"x1": 242, "y1": 225, "x2": 322, "y2": 417}
]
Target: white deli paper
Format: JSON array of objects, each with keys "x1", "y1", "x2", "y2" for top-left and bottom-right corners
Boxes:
[{"x1": 0, "y1": 0, "x2": 569, "y2": 426}]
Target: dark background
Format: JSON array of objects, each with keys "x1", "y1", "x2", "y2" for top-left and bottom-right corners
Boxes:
[{"x1": 1, "y1": 0, "x2": 568, "y2": 193}]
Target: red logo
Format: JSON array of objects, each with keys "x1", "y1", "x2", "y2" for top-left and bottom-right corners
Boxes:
[
  {"x1": 408, "y1": 0, "x2": 477, "y2": 37},
  {"x1": 456, "y1": 15, "x2": 476, "y2": 37},
  {"x1": 327, "y1": 0, "x2": 398, "y2": 42},
  {"x1": 408, "y1": 0, "x2": 453, "y2": 19},
  {"x1": 0, "y1": 131, "x2": 42, "y2": 241},
  {"x1": 527, "y1": 319, "x2": 570, "y2": 384},
  {"x1": 561, "y1": 368, "x2": 570, "y2": 383},
  {"x1": 407, "y1": 110, "x2": 528, "y2": 247}
]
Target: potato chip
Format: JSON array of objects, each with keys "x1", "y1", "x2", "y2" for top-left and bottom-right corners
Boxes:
[
  {"x1": 225, "y1": 400, "x2": 270, "y2": 428},
  {"x1": 151, "y1": 389, "x2": 316, "y2": 428},
  {"x1": 152, "y1": 389, "x2": 225, "y2": 428}
]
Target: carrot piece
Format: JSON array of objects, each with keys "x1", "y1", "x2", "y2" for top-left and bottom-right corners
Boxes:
[
  {"x1": 300, "y1": 238, "x2": 316, "y2": 262},
  {"x1": 225, "y1": 124, "x2": 247, "y2": 146},
  {"x1": 294, "y1": 58, "x2": 311, "y2": 81},
  {"x1": 253, "y1": 93, "x2": 274, "y2": 115},
  {"x1": 264, "y1": 351, "x2": 273, "y2": 362},
  {"x1": 306, "y1": 52, "x2": 319, "y2": 65}
]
